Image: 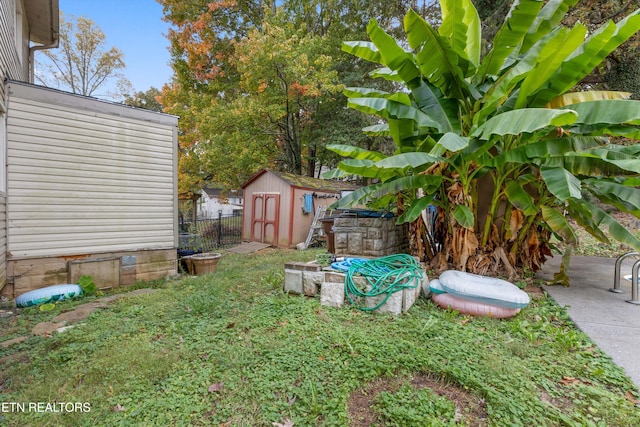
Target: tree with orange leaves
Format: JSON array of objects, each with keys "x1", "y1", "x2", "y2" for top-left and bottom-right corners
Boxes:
[{"x1": 158, "y1": 0, "x2": 414, "y2": 193}]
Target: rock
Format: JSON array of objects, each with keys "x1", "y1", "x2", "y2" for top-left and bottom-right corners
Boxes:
[
  {"x1": 0, "y1": 309, "x2": 15, "y2": 318},
  {"x1": 1, "y1": 336, "x2": 28, "y2": 348}
]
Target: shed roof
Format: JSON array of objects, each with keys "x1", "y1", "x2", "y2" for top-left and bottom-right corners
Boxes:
[{"x1": 241, "y1": 169, "x2": 358, "y2": 192}]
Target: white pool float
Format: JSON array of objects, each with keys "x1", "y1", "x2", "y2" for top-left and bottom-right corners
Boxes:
[
  {"x1": 15, "y1": 284, "x2": 83, "y2": 308},
  {"x1": 428, "y1": 278, "x2": 446, "y2": 294},
  {"x1": 438, "y1": 270, "x2": 530, "y2": 309}
]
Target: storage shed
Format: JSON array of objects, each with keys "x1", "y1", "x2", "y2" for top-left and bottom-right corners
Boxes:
[
  {"x1": 241, "y1": 169, "x2": 357, "y2": 248},
  {"x1": 2, "y1": 81, "x2": 179, "y2": 298}
]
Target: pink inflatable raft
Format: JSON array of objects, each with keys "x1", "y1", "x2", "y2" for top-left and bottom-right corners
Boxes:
[{"x1": 429, "y1": 270, "x2": 530, "y2": 319}]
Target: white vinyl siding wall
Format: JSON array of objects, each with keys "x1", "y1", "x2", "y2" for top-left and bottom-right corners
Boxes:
[
  {"x1": 0, "y1": 0, "x2": 28, "y2": 107},
  {"x1": 6, "y1": 82, "x2": 178, "y2": 258}
]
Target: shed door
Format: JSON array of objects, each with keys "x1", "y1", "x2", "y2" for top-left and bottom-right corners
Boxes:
[{"x1": 251, "y1": 193, "x2": 280, "y2": 244}]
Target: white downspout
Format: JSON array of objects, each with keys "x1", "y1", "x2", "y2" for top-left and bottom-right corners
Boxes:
[{"x1": 28, "y1": 0, "x2": 59, "y2": 83}]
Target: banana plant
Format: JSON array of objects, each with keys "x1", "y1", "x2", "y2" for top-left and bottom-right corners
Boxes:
[{"x1": 325, "y1": 0, "x2": 640, "y2": 283}]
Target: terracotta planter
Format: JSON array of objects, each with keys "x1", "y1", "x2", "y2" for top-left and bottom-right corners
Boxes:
[{"x1": 184, "y1": 252, "x2": 222, "y2": 275}]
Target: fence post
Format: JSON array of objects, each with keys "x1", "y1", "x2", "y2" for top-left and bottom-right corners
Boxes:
[{"x1": 218, "y1": 210, "x2": 223, "y2": 248}]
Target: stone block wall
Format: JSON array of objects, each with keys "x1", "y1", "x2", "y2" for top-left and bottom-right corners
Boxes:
[
  {"x1": 332, "y1": 216, "x2": 409, "y2": 257},
  {"x1": 3, "y1": 249, "x2": 177, "y2": 299}
]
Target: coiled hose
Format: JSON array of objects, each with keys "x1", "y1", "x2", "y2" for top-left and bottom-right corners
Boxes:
[{"x1": 344, "y1": 254, "x2": 423, "y2": 311}]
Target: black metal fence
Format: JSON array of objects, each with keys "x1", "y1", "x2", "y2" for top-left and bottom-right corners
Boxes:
[{"x1": 178, "y1": 212, "x2": 243, "y2": 253}]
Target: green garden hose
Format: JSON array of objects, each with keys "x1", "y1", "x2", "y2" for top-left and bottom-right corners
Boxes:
[{"x1": 344, "y1": 254, "x2": 423, "y2": 311}]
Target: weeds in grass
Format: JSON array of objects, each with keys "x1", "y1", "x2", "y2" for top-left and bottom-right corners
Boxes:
[
  {"x1": 1, "y1": 248, "x2": 639, "y2": 426},
  {"x1": 373, "y1": 383, "x2": 457, "y2": 426}
]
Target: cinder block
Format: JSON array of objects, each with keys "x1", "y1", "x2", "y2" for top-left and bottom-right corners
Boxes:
[
  {"x1": 320, "y1": 282, "x2": 345, "y2": 308},
  {"x1": 324, "y1": 271, "x2": 346, "y2": 283},
  {"x1": 402, "y1": 284, "x2": 420, "y2": 312},
  {"x1": 303, "y1": 271, "x2": 324, "y2": 296},
  {"x1": 335, "y1": 233, "x2": 348, "y2": 246},
  {"x1": 68, "y1": 257, "x2": 120, "y2": 290},
  {"x1": 347, "y1": 233, "x2": 363, "y2": 254},
  {"x1": 284, "y1": 269, "x2": 303, "y2": 294},
  {"x1": 367, "y1": 228, "x2": 381, "y2": 239},
  {"x1": 284, "y1": 261, "x2": 321, "y2": 272},
  {"x1": 369, "y1": 287, "x2": 403, "y2": 314}
]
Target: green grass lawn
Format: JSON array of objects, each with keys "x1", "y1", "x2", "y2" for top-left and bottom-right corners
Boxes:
[{"x1": 1, "y1": 248, "x2": 639, "y2": 426}]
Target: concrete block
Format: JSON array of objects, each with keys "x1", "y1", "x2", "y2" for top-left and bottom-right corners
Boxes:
[
  {"x1": 120, "y1": 256, "x2": 137, "y2": 286},
  {"x1": 284, "y1": 269, "x2": 303, "y2": 294},
  {"x1": 321, "y1": 282, "x2": 345, "y2": 308},
  {"x1": 303, "y1": 271, "x2": 324, "y2": 296},
  {"x1": 324, "y1": 271, "x2": 346, "y2": 283},
  {"x1": 334, "y1": 217, "x2": 356, "y2": 227},
  {"x1": 402, "y1": 284, "x2": 420, "y2": 312},
  {"x1": 369, "y1": 287, "x2": 403, "y2": 314},
  {"x1": 335, "y1": 233, "x2": 348, "y2": 245},
  {"x1": 121, "y1": 266, "x2": 137, "y2": 286},
  {"x1": 367, "y1": 228, "x2": 381, "y2": 239},
  {"x1": 284, "y1": 261, "x2": 321, "y2": 272},
  {"x1": 363, "y1": 239, "x2": 375, "y2": 253},
  {"x1": 420, "y1": 275, "x2": 431, "y2": 299},
  {"x1": 347, "y1": 233, "x2": 363, "y2": 254},
  {"x1": 121, "y1": 256, "x2": 137, "y2": 266},
  {"x1": 68, "y1": 257, "x2": 121, "y2": 290}
]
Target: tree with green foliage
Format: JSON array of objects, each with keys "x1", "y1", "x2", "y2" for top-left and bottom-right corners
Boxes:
[
  {"x1": 123, "y1": 87, "x2": 164, "y2": 112},
  {"x1": 327, "y1": 0, "x2": 640, "y2": 283},
  {"x1": 159, "y1": 0, "x2": 422, "y2": 192}
]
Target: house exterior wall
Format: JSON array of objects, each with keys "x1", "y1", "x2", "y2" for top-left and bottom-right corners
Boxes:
[
  {"x1": 3, "y1": 81, "x2": 179, "y2": 297},
  {"x1": 0, "y1": 0, "x2": 31, "y2": 294},
  {"x1": 197, "y1": 193, "x2": 242, "y2": 219},
  {"x1": 242, "y1": 171, "x2": 292, "y2": 247},
  {"x1": 0, "y1": 0, "x2": 29, "y2": 107}
]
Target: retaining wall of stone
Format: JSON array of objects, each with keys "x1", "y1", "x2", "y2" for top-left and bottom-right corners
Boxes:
[{"x1": 332, "y1": 216, "x2": 409, "y2": 257}]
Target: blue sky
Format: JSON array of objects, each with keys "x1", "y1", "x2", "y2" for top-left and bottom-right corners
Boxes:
[{"x1": 60, "y1": 0, "x2": 173, "y2": 96}]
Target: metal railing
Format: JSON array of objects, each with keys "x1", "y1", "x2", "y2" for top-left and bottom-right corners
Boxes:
[
  {"x1": 179, "y1": 212, "x2": 243, "y2": 252},
  {"x1": 610, "y1": 251, "x2": 640, "y2": 305}
]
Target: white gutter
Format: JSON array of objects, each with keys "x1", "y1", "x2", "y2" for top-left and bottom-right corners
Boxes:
[{"x1": 28, "y1": 0, "x2": 59, "y2": 83}]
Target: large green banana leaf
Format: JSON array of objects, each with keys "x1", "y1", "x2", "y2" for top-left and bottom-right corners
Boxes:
[
  {"x1": 515, "y1": 24, "x2": 587, "y2": 108},
  {"x1": 566, "y1": 198, "x2": 609, "y2": 242},
  {"x1": 341, "y1": 41, "x2": 381, "y2": 63},
  {"x1": 474, "y1": 27, "x2": 564, "y2": 126},
  {"x1": 520, "y1": 0, "x2": 580, "y2": 52},
  {"x1": 397, "y1": 195, "x2": 437, "y2": 223},
  {"x1": 540, "y1": 166, "x2": 582, "y2": 201},
  {"x1": 410, "y1": 79, "x2": 457, "y2": 133},
  {"x1": 347, "y1": 97, "x2": 443, "y2": 132},
  {"x1": 505, "y1": 180, "x2": 538, "y2": 216},
  {"x1": 584, "y1": 179, "x2": 640, "y2": 216},
  {"x1": 542, "y1": 205, "x2": 578, "y2": 244},
  {"x1": 562, "y1": 100, "x2": 640, "y2": 127},
  {"x1": 476, "y1": 0, "x2": 544, "y2": 80},
  {"x1": 331, "y1": 175, "x2": 443, "y2": 210},
  {"x1": 439, "y1": 0, "x2": 481, "y2": 70},
  {"x1": 366, "y1": 19, "x2": 420, "y2": 84},
  {"x1": 589, "y1": 201, "x2": 640, "y2": 252},
  {"x1": 404, "y1": 10, "x2": 469, "y2": 99},
  {"x1": 472, "y1": 108, "x2": 577, "y2": 140},
  {"x1": 429, "y1": 133, "x2": 470, "y2": 156},
  {"x1": 325, "y1": 144, "x2": 386, "y2": 161},
  {"x1": 532, "y1": 9, "x2": 640, "y2": 106}
]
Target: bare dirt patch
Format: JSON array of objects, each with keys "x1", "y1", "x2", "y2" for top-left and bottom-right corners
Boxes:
[{"x1": 347, "y1": 373, "x2": 488, "y2": 426}]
